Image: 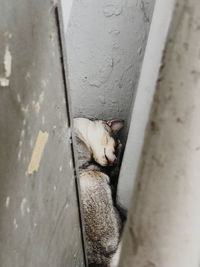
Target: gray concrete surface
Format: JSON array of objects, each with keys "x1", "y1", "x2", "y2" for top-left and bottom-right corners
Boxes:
[
  {"x1": 0, "y1": 0, "x2": 84, "y2": 266},
  {"x1": 120, "y1": 0, "x2": 200, "y2": 265},
  {"x1": 61, "y1": 0, "x2": 155, "y2": 143},
  {"x1": 117, "y1": 0, "x2": 175, "y2": 210}
]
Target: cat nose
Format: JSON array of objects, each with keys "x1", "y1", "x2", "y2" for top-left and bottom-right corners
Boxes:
[
  {"x1": 109, "y1": 158, "x2": 117, "y2": 165},
  {"x1": 113, "y1": 158, "x2": 117, "y2": 165}
]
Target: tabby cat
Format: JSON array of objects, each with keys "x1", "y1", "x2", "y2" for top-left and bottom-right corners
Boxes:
[{"x1": 74, "y1": 118, "x2": 123, "y2": 267}]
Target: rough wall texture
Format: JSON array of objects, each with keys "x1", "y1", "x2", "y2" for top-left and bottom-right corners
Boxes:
[
  {"x1": 120, "y1": 0, "x2": 200, "y2": 266},
  {"x1": 61, "y1": 0, "x2": 155, "y2": 142},
  {"x1": 0, "y1": 1, "x2": 84, "y2": 266}
]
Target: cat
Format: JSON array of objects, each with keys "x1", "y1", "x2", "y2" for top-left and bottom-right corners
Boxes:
[{"x1": 74, "y1": 118, "x2": 124, "y2": 267}]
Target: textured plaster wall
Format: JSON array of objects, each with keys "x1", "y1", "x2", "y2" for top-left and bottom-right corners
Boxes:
[{"x1": 61, "y1": 0, "x2": 155, "y2": 142}]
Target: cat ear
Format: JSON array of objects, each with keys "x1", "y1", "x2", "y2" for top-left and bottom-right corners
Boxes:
[{"x1": 106, "y1": 120, "x2": 124, "y2": 134}]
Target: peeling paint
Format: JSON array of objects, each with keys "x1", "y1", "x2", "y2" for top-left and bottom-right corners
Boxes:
[
  {"x1": 0, "y1": 77, "x2": 9, "y2": 87},
  {"x1": 4, "y1": 31, "x2": 12, "y2": 39},
  {"x1": 13, "y1": 218, "x2": 18, "y2": 229},
  {"x1": 26, "y1": 130, "x2": 49, "y2": 174},
  {"x1": 50, "y1": 33, "x2": 56, "y2": 43},
  {"x1": 33, "y1": 102, "x2": 40, "y2": 113},
  {"x1": 39, "y1": 91, "x2": 44, "y2": 103},
  {"x1": 20, "y1": 198, "x2": 27, "y2": 216},
  {"x1": 17, "y1": 149, "x2": 22, "y2": 161},
  {"x1": 5, "y1": 197, "x2": 10, "y2": 208},
  {"x1": 25, "y1": 72, "x2": 31, "y2": 80},
  {"x1": 0, "y1": 46, "x2": 12, "y2": 87},
  {"x1": 32, "y1": 91, "x2": 44, "y2": 114},
  {"x1": 27, "y1": 207, "x2": 30, "y2": 213},
  {"x1": 21, "y1": 105, "x2": 29, "y2": 114},
  {"x1": 4, "y1": 45, "x2": 12, "y2": 78},
  {"x1": 17, "y1": 94, "x2": 21, "y2": 103},
  {"x1": 20, "y1": 129, "x2": 25, "y2": 138},
  {"x1": 59, "y1": 165, "x2": 63, "y2": 172},
  {"x1": 19, "y1": 140, "x2": 23, "y2": 147}
]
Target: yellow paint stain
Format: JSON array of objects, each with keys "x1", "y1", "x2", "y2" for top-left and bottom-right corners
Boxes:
[{"x1": 26, "y1": 130, "x2": 49, "y2": 175}]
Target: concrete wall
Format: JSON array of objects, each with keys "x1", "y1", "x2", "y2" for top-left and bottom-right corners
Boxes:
[
  {"x1": 117, "y1": 0, "x2": 175, "y2": 210},
  {"x1": 0, "y1": 1, "x2": 85, "y2": 266},
  {"x1": 120, "y1": 0, "x2": 200, "y2": 266},
  {"x1": 61, "y1": 0, "x2": 155, "y2": 142}
]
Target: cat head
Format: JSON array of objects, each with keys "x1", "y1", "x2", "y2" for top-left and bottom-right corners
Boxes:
[
  {"x1": 86, "y1": 119, "x2": 124, "y2": 166},
  {"x1": 74, "y1": 118, "x2": 124, "y2": 167}
]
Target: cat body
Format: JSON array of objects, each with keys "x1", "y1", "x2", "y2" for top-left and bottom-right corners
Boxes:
[
  {"x1": 80, "y1": 170, "x2": 121, "y2": 266},
  {"x1": 74, "y1": 118, "x2": 123, "y2": 267}
]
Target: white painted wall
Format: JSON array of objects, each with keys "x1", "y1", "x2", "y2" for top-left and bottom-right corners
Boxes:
[{"x1": 61, "y1": 0, "x2": 155, "y2": 143}]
